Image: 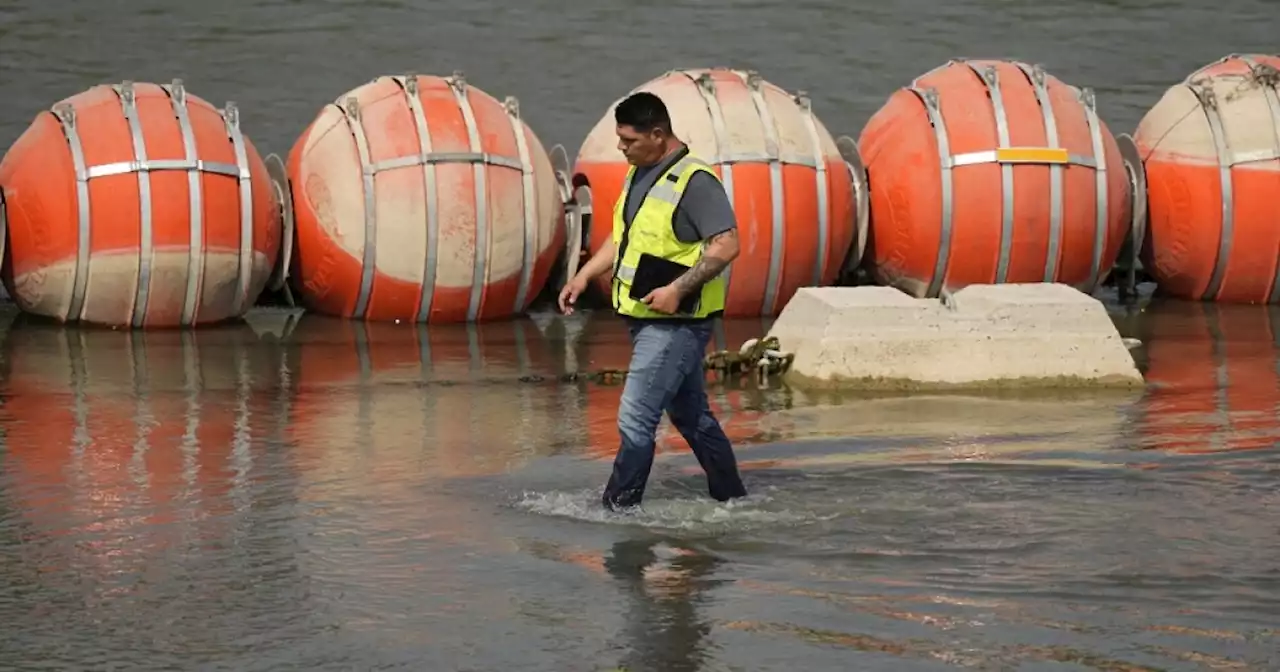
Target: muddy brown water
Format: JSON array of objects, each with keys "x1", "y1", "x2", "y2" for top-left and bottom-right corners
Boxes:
[
  {"x1": 3, "y1": 0, "x2": 1280, "y2": 669},
  {"x1": 0, "y1": 289, "x2": 1277, "y2": 670}
]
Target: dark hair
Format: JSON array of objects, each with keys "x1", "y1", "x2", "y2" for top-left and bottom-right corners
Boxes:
[{"x1": 614, "y1": 92, "x2": 673, "y2": 134}]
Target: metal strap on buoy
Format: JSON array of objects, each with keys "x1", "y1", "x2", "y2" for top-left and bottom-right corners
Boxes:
[
  {"x1": 391, "y1": 74, "x2": 441, "y2": 323},
  {"x1": 1238, "y1": 56, "x2": 1280, "y2": 303},
  {"x1": 793, "y1": 91, "x2": 834, "y2": 285},
  {"x1": 794, "y1": 91, "x2": 832, "y2": 287},
  {"x1": 447, "y1": 71, "x2": 491, "y2": 323},
  {"x1": 50, "y1": 80, "x2": 252, "y2": 325},
  {"x1": 1079, "y1": 87, "x2": 1110, "y2": 291},
  {"x1": 1015, "y1": 63, "x2": 1066, "y2": 282},
  {"x1": 340, "y1": 95, "x2": 380, "y2": 320},
  {"x1": 965, "y1": 62, "x2": 1016, "y2": 284},
  {"x1": 908, "y1": 61, "x2": 1109, "y2": 297},
  {"x1": 115, "y1": 82, "x2": 157, "y2": 327},
  {"x1": 222, "y1": 102, "x2": 255, "y2": 319},
  {"x1": 504, "y1": 95, "x2": 539, "y2": 314},
  {"x1": 1186, "y1": 79, "x2": 1234, "y2": 302},
  {"x1": 680, "y1": 70, "x2": 737, "y2": 302},
  {"x1": 741, "y1": 70, "x2": 787, "y2": 315},
  {"x1": 1190, "y1": 55, "x2": 1280, "y2": 302},
  {"x1": 906, "y1": 80, "x2": 955, "y2": 299},
  {"x1": 162, "y1": 80, "x2": 205, "y2": 325}
]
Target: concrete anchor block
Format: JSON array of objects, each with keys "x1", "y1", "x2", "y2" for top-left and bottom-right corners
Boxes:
[{"x1": 767, "y1": 283, "x2": 1144, "y2": 392}]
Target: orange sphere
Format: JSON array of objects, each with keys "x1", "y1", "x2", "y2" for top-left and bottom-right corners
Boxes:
[
  {"x1": 859, "y1": 59, "x2": 1133, "y2": 298},
  {"x1": 0, "y1": 80, "x2": 282, "y2": 327},
  {"x1": 286, "y1": 72, "x2": 567, "y2": 323},
  {"x1": 1136, "y1": 53, "x2": 1280, "y2": 303},
  {"x1": 572, "y1": 67, "x2": 863, "y2": 318}
]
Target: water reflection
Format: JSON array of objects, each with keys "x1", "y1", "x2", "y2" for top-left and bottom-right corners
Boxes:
[
  {"x1": 604, "y1": 536, "x2": 724, "y2": 672},
  {"x1": 284, "y1": 314, "x2": 579, "y2": 481},
  {"x1": 0, "y1": 309, "x2": 320, "y2": 669},
  {"x1": 0, "y1": 311, "x2": 290, "y2": 543},
  {"x1": 1138, "y1": 300, "x2": 1280, "y2": 453}
]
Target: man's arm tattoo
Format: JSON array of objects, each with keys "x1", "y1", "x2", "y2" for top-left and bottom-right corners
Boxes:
[{"x1": 674, "y1": 229, "x2": 736, "y2": 295}]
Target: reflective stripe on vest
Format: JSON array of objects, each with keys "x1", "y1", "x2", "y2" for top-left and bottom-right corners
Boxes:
[{"x1": 610, "y1": 150, "x2": 727, "y2": 319}]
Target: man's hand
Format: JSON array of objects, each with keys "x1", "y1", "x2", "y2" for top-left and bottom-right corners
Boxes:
[
  {"x1": 641, "y1": 283, "x2": 683, "y2": 314},
  {"x1": 558, "y1": 273, "x2": 589, "y2": 315},
  {"x1": 558, "y1": 239, "x2": 617, "y2": 315}
]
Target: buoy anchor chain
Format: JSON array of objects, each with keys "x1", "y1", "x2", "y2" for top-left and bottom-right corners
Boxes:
[
  {"x1": 569, "y1": 336, "x2": 795, "y2": 387},
  {"x1": 264, "y1": 152, "x2": 296, "y2": 307}
]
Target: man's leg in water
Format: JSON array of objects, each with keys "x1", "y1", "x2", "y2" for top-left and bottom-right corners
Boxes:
[
  {"x1": 602, "y1": 320, "x2": 700, "y2": 509},
  {"x1": 664, "y1": 321, "x2": 747, "y2": 502}
]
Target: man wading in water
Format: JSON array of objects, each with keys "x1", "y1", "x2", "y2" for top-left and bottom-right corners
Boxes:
[{"x1": 558, "y1": 91, "x2": 748, "y2": 511}]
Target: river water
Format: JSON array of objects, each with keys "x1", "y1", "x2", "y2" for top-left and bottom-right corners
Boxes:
[
  {"x1": 0, "y1": 292, "x2": 1277, "y2": 671},
  {"x1": 2, "y1": 1, "x2": 1280, "y2": 670}
]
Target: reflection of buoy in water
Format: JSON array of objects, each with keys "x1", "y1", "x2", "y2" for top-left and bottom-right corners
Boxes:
[
  {"x1": 1139, "y1": 301, "x2": 1280, "y2": 452},
  {"x1": 286, "y1": 72, "x2": 567, "y2": 323},
  {"x1": 0, "y1": 80, "x2": 282, "y2": 327},
  {"x1": 0, "y1": 315, "x2": 287, "y2": 550},
  {"x1": 572, "y1": 67, "x2": 864, "y2": 317},
  {"x1": 285, "y1": 314, "x2": 571, "y2": 478},
  {"x1": 576, "y1": 312, "x2": 788, "y2": 460},
  {"x1": 1135, "y1": 54, "x2": 1280, "y2": 302},
  {"x1": 858, "y1": 59, "x2": 1134, "y2": 297}
]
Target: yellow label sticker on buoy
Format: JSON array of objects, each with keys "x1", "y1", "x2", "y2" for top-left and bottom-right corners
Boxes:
[{"x1": 995, "y1": 147, "x2": 1071, "y2": 164}]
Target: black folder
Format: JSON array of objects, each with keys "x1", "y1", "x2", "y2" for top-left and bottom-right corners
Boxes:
[{"x1": 628, "y1": 252, "x2": 700, "y2": 314}]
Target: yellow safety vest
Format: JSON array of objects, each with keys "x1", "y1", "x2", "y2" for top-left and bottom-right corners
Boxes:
[{"x1": 611, "y1": 150, "x2": 727, "y2": 319}]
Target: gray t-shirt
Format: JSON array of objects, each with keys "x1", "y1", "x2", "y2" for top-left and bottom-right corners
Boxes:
[{"x1": 621, "y1": 149, "x2": 736, "y2": 243}]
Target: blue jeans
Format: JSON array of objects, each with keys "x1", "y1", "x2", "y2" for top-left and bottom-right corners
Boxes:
[{"x1": 602, "y1": 318, "x2": 748, "y2": 509}]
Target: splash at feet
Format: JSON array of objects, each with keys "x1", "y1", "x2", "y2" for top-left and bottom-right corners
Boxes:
[{"x1": 511, "y1": 486, "x2": 836, "y2": 532}]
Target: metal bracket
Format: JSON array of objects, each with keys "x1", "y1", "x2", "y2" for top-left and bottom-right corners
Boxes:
[
  {"x1": 448, "y1": 70, "x2": 467, "y2": 94},
  {"x1": 1116, "y1": 133, "x2": 1148, "y2": 262},
  {"x1": 342, "y1": 96, "x2": 360, "y2": 121},
  {"x1": 562, "y1": 181, "x2": 586, "y2": 286},
  {"x1": 547, "y1": 143, "x2": 586, "y2": 286},
  {"x1": 548, "y1": 143, "x2": 572, "y2": 204},
  {"x1": 264, "y1": 152, "x2": 296, "y2": 306},
  {"x1": 0, "y1": 186, "x2": 7, "y2": 283},
  {"x1": 504, "y1": 95, "x2": 521, "y2": 118},
  {"x1": 836, "y1": 134, "x2": 870, "y2": 276},
  {"x1": 696, "y1": 72, "x2": 716, "y2": 95}
]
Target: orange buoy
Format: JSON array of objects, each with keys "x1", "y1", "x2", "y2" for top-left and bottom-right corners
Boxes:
[
  {"x1": 286, "y1": 72, "x2": 569, "y2": 323},
  {"x1": 572, "y1": 67, "x2": 865, "y2": 317},
  {"x1": 858, "y1": 59, "x2": 1135, "y2": 297},
  {"x1": 1135, "y1": 54, "x2": 1280, "y2": 303},
  {"x1": 0, "y1": 80, "x2": 282, "y2": 327},
  {"x1": 1138, "y1": 301, "x2": 1280, "y2": 453}
]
